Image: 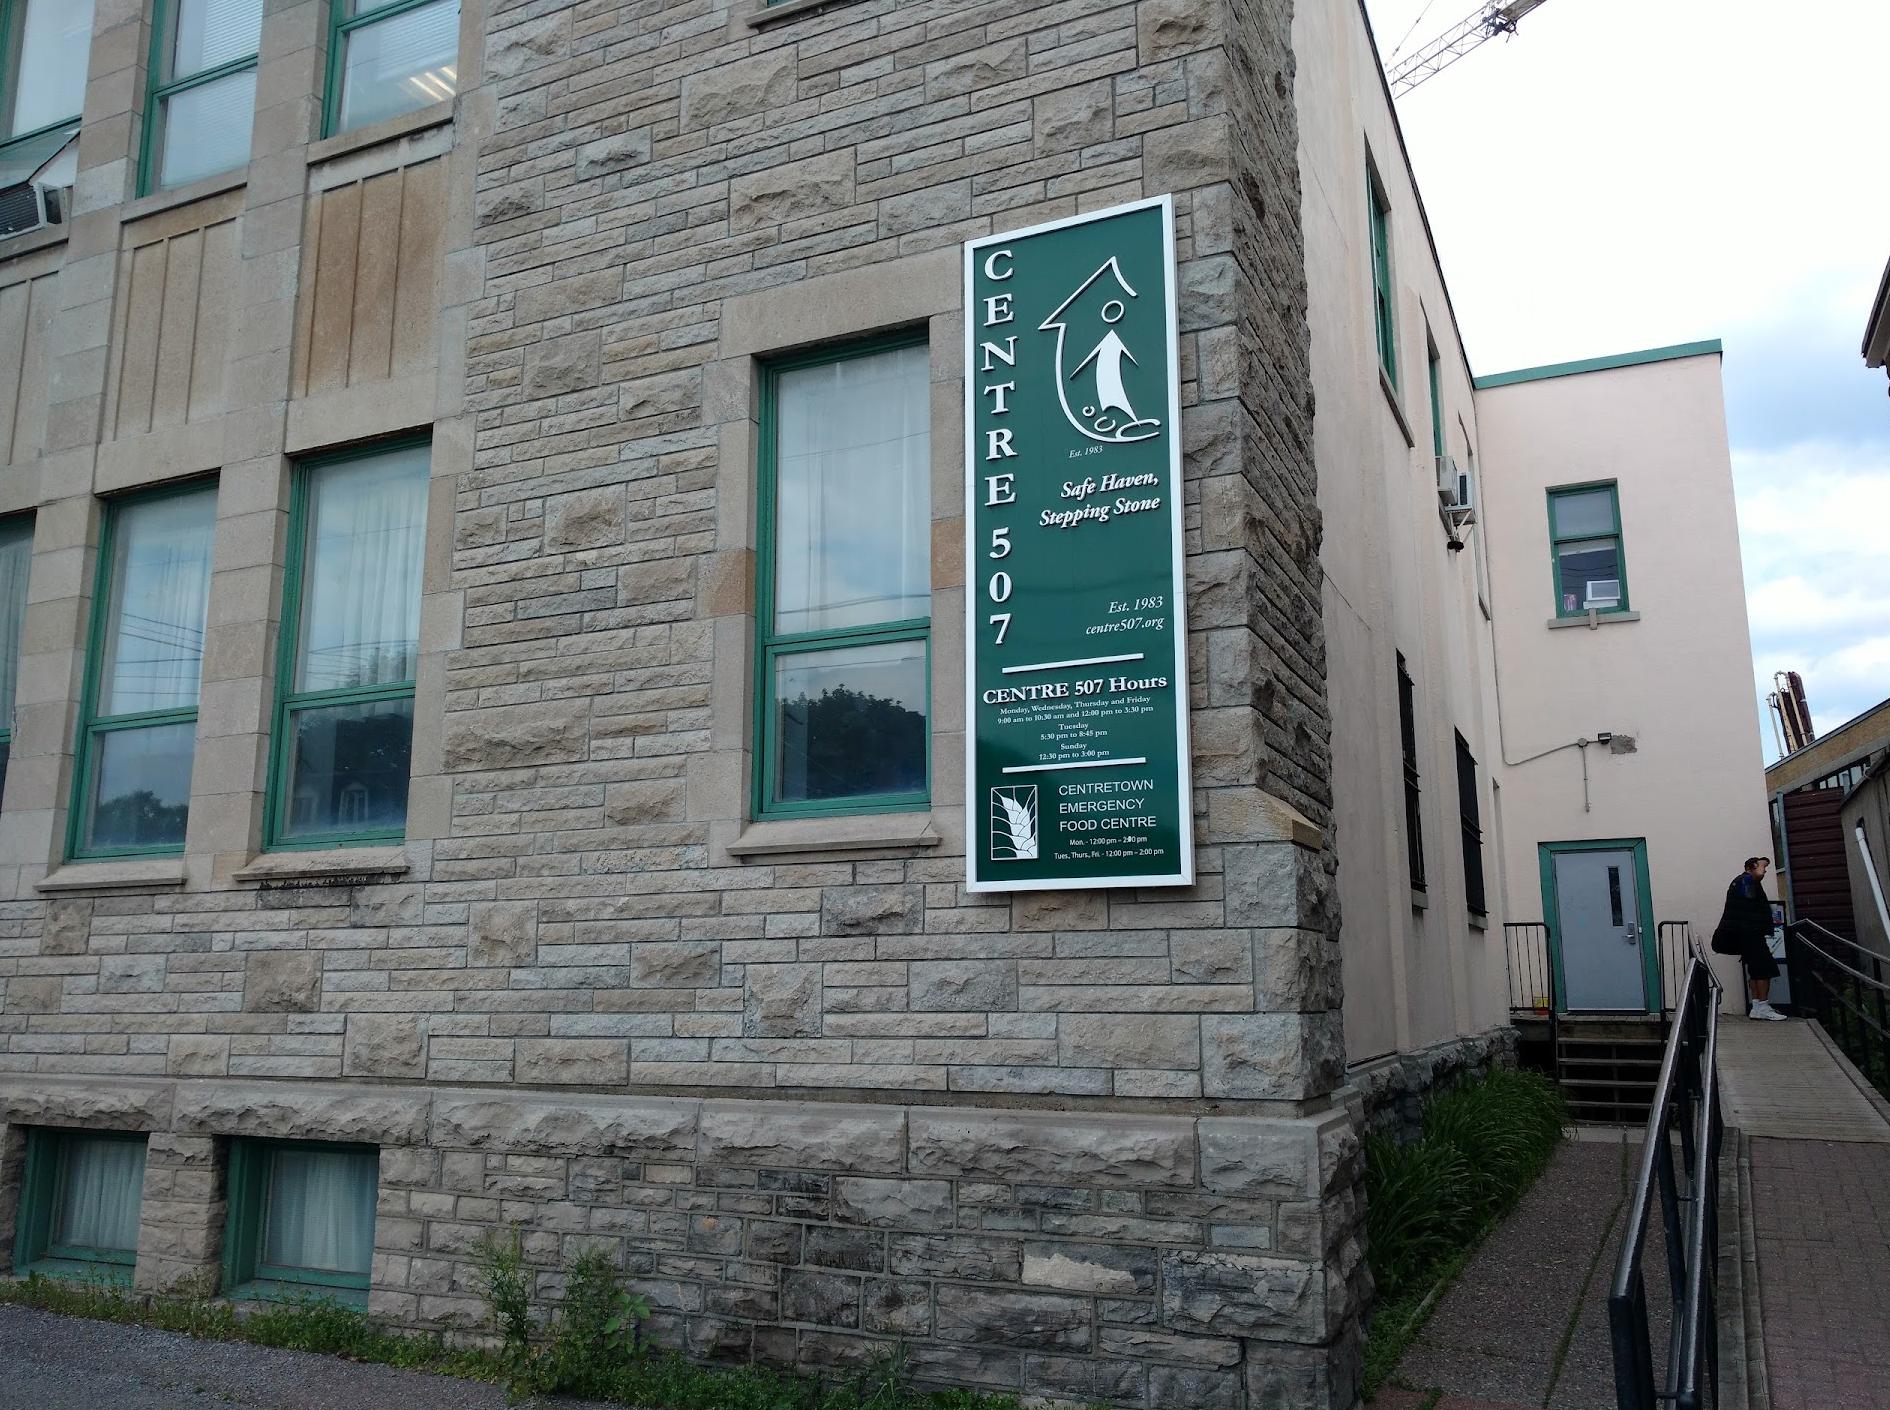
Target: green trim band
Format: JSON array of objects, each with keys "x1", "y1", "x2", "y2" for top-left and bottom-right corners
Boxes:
[{"x1": 1473, "y1": 339, "x2": 1723, "y2": 390}]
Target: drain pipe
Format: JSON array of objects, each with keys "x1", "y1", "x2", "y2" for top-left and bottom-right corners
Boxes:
[{"x1": 1857, "y1": 819, "x2": 1890, "y2": 943}]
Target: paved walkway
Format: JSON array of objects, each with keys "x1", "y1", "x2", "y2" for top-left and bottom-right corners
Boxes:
[
  {"x1": 1722, "y1": 1017, "x2": 1890, "y2": 1410},
  {"x1": 1377, "y1": 1017, "x2": 1890, "y2": 1410},
  {"x1": 1374, "y1": 1131, "x2": 1656, "y2": 1410}
]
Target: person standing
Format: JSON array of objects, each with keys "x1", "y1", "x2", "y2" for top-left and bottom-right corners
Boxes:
[{"x1": 1713, "y1": 856, "x2": 1786, "y2": 1020}]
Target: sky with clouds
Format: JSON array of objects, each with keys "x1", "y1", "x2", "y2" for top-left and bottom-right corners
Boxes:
[{"x1": 1362, "y1": 0, "x2": 1890, "y2": 759}]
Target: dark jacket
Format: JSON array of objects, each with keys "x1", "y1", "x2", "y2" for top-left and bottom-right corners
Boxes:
[{"x1": 1711, "y1": 872, "x2": 1772, "y2": 954}]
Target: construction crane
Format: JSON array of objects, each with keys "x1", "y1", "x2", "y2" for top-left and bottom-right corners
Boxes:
[{"x1": 1387, "y1": 0, "x2": 1551, "y2": 95}]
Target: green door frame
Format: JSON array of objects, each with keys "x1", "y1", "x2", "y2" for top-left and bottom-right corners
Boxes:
[{"x1": 1538, "y1": 837, "x2": 1659, "y2": 1013}]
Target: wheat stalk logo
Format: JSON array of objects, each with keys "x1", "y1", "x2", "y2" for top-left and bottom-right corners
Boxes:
[{"x1": 990, "y1": 786, "x2": 1039, "y2": 861}]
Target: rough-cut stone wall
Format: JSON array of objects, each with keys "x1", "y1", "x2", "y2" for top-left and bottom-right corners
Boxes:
[
  {"x1": 0, "y1": 0, "x2": 1340, "y2": 1123},
  {"x1": 0, "y1": 0, "x2": 1372, "y2": 1403},
  {"x1": 1350, "y1": 1028, "x2": 1521, "y2": 1144},
  {"x1": 1, "y1": 1077, "x2": 1364, "y2": 1409}
]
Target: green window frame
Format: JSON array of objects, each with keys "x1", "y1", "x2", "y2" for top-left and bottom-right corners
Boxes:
[
  {"x1": 322, "y1": 0, "x2": 461, "y2": 139},
  {"x1": 67, "y1": 480, "x2": 218, "y2": 862},
  {"x1": 0, "y1": 0, "x2": 92, "y2": 158},
  {"x1": 754, "y1": 330, "x2": 932, "y2": 820},
  {"x1": 12, "y1": 1128, "x2": 148, "y2": 1282},
  {"x1": 1426, "y1": 335, "x2": 1444, "y2": 461},
  {"x1": 1547, "y1": 481, "x2": 1630, "y2": 618},
  {"x1": 1368, "y1": 164, "x2": 1397, "y2": 388},
  {"x1": 222, "y1": 1138, "x2": 378, "y2": 1306},
  {"x1": 138, "y1": 0, "x2": 263, "y2": 196},
  {"x1": 0, "y1": 512, "x2": 32, "y2": 806},
  {"x1": 263, "y1": 437, "x2": 429, "y2": 851}
]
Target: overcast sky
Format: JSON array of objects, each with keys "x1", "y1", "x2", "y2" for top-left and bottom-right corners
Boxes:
[{"x1": 1362, "y1": 0, "x2": 1890, "y2": 761}]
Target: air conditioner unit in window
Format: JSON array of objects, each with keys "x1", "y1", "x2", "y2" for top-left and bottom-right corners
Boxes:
[
  {"x1": 0, "y1": 180, "x2": 60, "y2": 239},
  {"x1": 1583, "y1": 579, "x2": 1621, "y2": 610},
  {"x1": 1434, "y1": 454, "x2": 1476, "y2": 526},
  {"x1": 0, "y1": 130, "x2": 78, "y2": 240}
]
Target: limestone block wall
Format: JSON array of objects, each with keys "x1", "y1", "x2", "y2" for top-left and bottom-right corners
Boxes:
[
  {"x1": 0, "y1": 0, "x2": 1404, "y2": 1405},
  {"x1": 0, "y1": 1077, "x2": 1366, "y2": 1409}
]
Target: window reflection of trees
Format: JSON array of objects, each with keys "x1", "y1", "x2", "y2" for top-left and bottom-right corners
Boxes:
[{"x1": 777, "y1": 686, "x2": 926, "y2": 802}]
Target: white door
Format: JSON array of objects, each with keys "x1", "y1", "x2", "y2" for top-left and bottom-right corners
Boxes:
[{"x1": 1553, "y1": 847, "x2": 1648, "y2": 1011}]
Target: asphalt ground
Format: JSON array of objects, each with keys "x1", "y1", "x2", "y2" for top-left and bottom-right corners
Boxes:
[{"x1": 0, "y1": 1303, "x2": 607, "y2": 1410}]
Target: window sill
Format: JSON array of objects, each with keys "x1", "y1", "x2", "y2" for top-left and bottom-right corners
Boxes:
[
  {"x1": 119, "y1": 170, "x2": 248, "y2": 227},
  {"x1": 37, "y1": 858, "x2": 187, "y2": 893},
  {"x1": 1468, "y1": 911, "x2": 1489, "y2": 932},
  {"x1": 744, "y1": 0, "x2": 865, "y2": 27},
  {"x1": 1380, "y1": 368, "x2": 1415, "y2": 447},
  {"x1": 15, "y1": 1257, "x2": 133, "y2": 1284},
  {"x1": 232, "y1": 846, "x2": 410, "y2": 884},
  {"x1": 229, "y1": 1278, "x2": 367, "y2": 1309},
  {"x1": 1546, "y1": 609, "x2": 1641, "y2": 630},
  {"x1": 0, "y1": 220, "x2": 68, "y2": 261},
  {"x1": 728, "y1": 811, "x2": 943, "y2": 859},
  {"x1": 1410, "y1": 885, "x2": 1429, "y2": 911},
  {"x1": 308, "y1": 100, "x2": 454, "y2": 167}
]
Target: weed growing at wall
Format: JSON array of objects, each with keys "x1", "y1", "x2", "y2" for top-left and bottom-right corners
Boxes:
[
  {"x1": 0, "y1": 1258, "x2": 1028, "y2": 1410},
  {"x1": 1361, "y1": 1066, "x2": 1569, "y2": 1396}
]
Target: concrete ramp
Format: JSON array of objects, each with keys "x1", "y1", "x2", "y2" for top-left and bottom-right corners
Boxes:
[{"x1": 1716, "y1": 1019, "x2": 1890, "y2": 1142}]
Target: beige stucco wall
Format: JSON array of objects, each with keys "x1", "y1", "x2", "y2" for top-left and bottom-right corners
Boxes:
[
  {"x1": 1477, "y1": 351, "x2": 1771, "y2": 1009},
  {"x1": 1295, "y1": 1, "x2": 1510, "y2": 1065}
]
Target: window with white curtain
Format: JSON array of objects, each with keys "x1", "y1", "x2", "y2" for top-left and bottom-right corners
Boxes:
[
  {"x1": 269, "y1": 441, "x2": 428, "y2": 847},
  {"x1": 0, "y1": 514, "x2": 32, "y2": 805},
  {"x1": 70, "y1": 484, "x2": 217, "y2": 859},
  {"x1": 144, "y1": 0, "x2": 263, "y2": 192},
  {"x1": 13, "y1": 1129, "x2": 148, "y2": 1280},
  {"x1": 0, "y1": 0, "x2": 94, "y2": 146},
  {"x1": 224, "y1": 1140, "x2": 377, "y2": 1301},
  {"x1": 756, "y1": 336, "x2": 931, "y2": 816},
  {"x1": 327, "y1": 0, "x2": 460, "y2": 137}
]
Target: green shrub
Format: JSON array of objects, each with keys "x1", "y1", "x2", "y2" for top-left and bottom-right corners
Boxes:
[
  {"x1": 1422, "y1": 1066, "x2": 1567, "y2": 1225},
  {"x1": 1365, "y1": 1132, "x2": 1475, "y2": 1302}
]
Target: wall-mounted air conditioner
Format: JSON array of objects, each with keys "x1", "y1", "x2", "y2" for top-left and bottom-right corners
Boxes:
[
  {"x1": 1435, "y1": 454, "x2": 1476, "y2": 526},
  {"x1": 0, "y1": 180, "x2": 60, "y2": 239}
]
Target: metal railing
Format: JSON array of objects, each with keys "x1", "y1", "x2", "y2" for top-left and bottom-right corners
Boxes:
[
  {"x1": 1784, "y1": 918, "x2": 1890, "y2": 1100},
  {"x1": 1609, "y1": 938, "x2": 1722, "y2": 1410},
  {"x1": 1657, "y1": 922, "x2": 1693, "y2": 1015},
  {"x1": 1505, "y1": 921, "x2": 1553, "y2": 1012}
]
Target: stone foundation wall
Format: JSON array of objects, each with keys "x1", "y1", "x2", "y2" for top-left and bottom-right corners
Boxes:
[
  {"x1": 1348, "y1": 1027, "x2": 1520, "y2": 1144},
  {"x1": 1, "y1": 1077, "x2": 1365, "y2": 1410}
]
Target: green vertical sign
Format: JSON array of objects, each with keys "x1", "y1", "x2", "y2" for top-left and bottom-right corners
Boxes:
[{"x1": 964, "y1": 197, "x2": 1194, "y2": 893}]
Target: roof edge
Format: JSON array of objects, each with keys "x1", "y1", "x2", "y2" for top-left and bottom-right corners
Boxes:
[
  {"x1": 1473, "y1": 339, "x2": 1724, "y2": 390},
  {"x1": 1864, "y1": 255, "x2": 1890, "y2": 366}
]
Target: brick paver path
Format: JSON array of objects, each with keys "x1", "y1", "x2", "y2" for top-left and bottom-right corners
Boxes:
[{"x1": 1747, "y1": 1137, "x2": 1890, "y2": 1410}]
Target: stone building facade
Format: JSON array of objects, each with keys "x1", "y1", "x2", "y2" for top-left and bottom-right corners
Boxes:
[{"x1": 0, "y1": 2, "x2": 1521, "y2": 1407}]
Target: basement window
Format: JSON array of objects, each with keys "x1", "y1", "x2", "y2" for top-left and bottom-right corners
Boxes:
[
  {"x1": 12, "y1": 1129, "x2": 148, "y2": 1281},
  {"x1": 223, "y1": 1140, "x2": 378, "y2": 1305}
]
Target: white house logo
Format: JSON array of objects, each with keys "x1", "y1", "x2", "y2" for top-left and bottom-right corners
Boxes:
[
  {"x1": 989, "y1": 786, "x2": 1039, "y2": 861},
  {"x1": 1039, "y1": 257, "x2": 1162, "y2": 444}
]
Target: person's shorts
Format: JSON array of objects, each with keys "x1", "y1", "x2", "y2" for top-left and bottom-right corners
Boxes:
[{"x1": 1740, "y1": 935, "x2": 1780, "y2": 981}]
